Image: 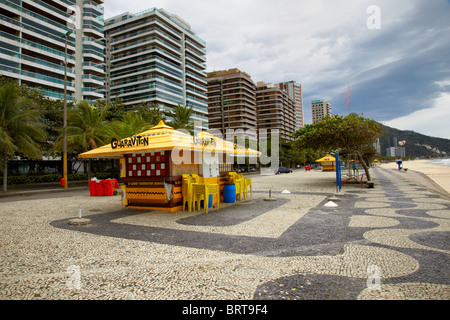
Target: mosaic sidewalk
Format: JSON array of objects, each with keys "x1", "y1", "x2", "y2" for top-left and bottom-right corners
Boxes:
[{"x1": 0, "y1": 168, "x2": 449, "y2": 299}]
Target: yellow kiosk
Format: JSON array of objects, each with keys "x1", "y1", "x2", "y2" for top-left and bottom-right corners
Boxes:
[
  {"x1": 79, "y1": 121, "x2": 260, "y2": 212},
  {"x1": 316, "y1": 154, "x2": 336, "y2": 172}
]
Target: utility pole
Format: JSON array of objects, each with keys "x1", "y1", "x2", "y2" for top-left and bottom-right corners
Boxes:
[{"x1": 62, "y1": 30, "x2": 73, "y2": 189}]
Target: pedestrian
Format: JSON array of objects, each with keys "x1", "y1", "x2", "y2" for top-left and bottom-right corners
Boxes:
[
  {"x1": 352, "y1": 160, "x2": 358, "y2": 176},
  {"x1": 396, "y1": 159, "x2": 403, "y2": 171}
]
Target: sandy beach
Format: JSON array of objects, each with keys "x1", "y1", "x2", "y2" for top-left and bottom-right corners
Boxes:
[{"x1": 379, "y1": 159, "x2": 450, "y2": 198}]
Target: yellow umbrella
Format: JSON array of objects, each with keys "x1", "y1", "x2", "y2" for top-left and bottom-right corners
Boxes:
[{"x1": 78, "y1": 121, "x2": 261, "y2": 159}]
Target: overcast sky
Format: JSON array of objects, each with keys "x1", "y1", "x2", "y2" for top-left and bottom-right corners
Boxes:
[{"x1": 104, "y1": 0, "x2": 450, "y2": 139}]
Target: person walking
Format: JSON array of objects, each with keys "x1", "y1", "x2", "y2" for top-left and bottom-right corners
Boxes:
[
  {"x1": 352, "y1": 160, "x2": 358, "y2": 176},
  {"x1": 396, "y1": 159, "x2": 403, "y2": 171}
]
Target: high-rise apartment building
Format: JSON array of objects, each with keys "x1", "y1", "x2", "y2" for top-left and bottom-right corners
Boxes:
[
  {"x1": 0, "y1": 0, "x2": 105, "y2": 102},
  {"x1": 279, "y1": 81, "x2": 303, "y2": 130},
  {"x1": 104, "y1": 8, "x2": 208, "y2": 126},
  {"x1": 256, "y1": 82, "x2": 296, "y2": 142},
  {"x1": 311, "y1": 100, "x2": 332, "y2": 124},
  {"x1": 207, "y1": 68, "x2": 257, "y2": 135}
]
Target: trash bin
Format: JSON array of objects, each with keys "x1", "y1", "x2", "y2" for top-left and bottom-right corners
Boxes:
[
  {"x1": 60, "y1": 178, "x2": 65, "y2": 187},
  {"x1": 223, "y1": 183, "x2": 236, "y2": 203},
  {"x1": 103, "y1": 179, "x2": 115, "y2": 196},
  {"x1": 88, "y1": 180, "x2": 97, "y2": 196},
  {"x1": 200, "y1": 194, "x2": 213, "y2": 208},
  {"x1": 95, "y1": 180, "x2": 104, "y2": 196}
]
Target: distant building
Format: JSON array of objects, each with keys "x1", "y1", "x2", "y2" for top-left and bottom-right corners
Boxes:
[
  {"x1": 256, "y1": 82, "x2": 296, "y2": 142},
  {"x1": 104, "y1": 8, "x2": 208, "y2": 126},
  {"x1": 386, "y1": 147, "x2": 405, "y2": 158},
  {"x1": 388, "y1": 137, "x2": 398, "y2": 148},
  {"x1": 278, "y1": 81, "x2": 303, "y2": 130},
  {"x1": 373, "y1": 139, "x2": 381, "y2": 154},
  {"x1": 311, "y1": 100, "x2": 332, "y2": 124},
  {"x1": 207, "y1": 69, "x2": 257, "y2": 135}
]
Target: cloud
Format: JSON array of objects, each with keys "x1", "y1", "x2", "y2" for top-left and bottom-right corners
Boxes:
[
  {"x1": 103, "y1": 0, "x2": 450, "y2": 138},
  {"x1": 384, "y1": 92, "x2": 450, "y2": 139}
]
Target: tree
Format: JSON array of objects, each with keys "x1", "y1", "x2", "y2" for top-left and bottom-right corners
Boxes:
[
  {"x1": 0, "y1": 83, "x2": 46, "y2": 193},
  {"x1": 294, "y1": 113, "x2": 381, "y2": 181},
  {"x1": 55, "y1": 100, "x2": 111, "y2": 179},
  {"x1": 111, "y1": 111, "x2": 150, "y2": 139},
  {"x1": 165, "y1": 104, "x2": 194, "y2": 134},
  {"x1": 132, "y1": 102, "x2": 166, "y2": 126},
  {"x1": 101, "y1": 97, "x2": 127, "y2": 122}
]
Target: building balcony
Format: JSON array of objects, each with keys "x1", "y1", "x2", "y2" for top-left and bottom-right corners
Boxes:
[{"x1": 83, "y1": 74, "x2": 104, "y2": 86}]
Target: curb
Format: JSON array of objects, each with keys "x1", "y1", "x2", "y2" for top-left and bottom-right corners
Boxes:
[{"x1": 0, "y1": 186, "x2": 89, "y2": 199}]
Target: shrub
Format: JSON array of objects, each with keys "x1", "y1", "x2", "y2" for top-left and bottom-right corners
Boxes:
[
  {"x1": 68, "y1": 173, "x2": 88, "y2": 181},
  {"x1": 29, "y1": 174, "x2": 62, "y2": 183}
]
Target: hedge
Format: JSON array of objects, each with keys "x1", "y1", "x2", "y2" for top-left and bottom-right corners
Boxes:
[
  {"x1": 1, "y1": 173, "x2": 118, "y2": 185},
  {"x1": 1, "y1": 173, "x2": 83, "y2": 185}
]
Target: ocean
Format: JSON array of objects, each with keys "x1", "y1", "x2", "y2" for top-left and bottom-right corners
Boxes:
[{"x1": 430, "y1": 159, "x2": 450, "y2": 167}]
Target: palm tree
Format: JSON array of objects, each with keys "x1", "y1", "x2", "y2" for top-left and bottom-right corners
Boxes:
[
  {"x1": 0, "y1": 83, "x2": 46, "y2": 193},
  {"x1": 166, "y1": 104, "x2": 194, "y2": 134},
  {"x1": 55, "y1": 100, "x2": 111, "y2": 179},
  {"x1": 111, "y1": 112, "x2": 150, "y2": 139},
  {"x1": 132, "y1": 102, "x2": 166, "y2": 126}
]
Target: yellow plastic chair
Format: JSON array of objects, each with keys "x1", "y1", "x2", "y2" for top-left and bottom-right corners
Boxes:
[
  {"x1": 228, "y1": 172, "x2": 239, "y2": 200},
  {"x1": 235, "y1": 174, "x2": 245, "y2": 199},
  {"x1": 244, "y1": 178, "x2": 252, "y2": 198},
  {"x1": 192, "y1": 183, "x2": 220, "y2": 214},
  {"x1": 191, "y1": 174, "x2": 201, "y2": 183},
  {"x1": 229, "y1": 175, "x2": 244, "y2": 201},
  {"x1": 206, "y1": 183, "x2": 220, "y2": 213},
  {"x1": 192, "y1": 184, "x2": 205, "y2": 212},
  {"x1": 238, "y1": 177, "x2": 246, "y2": 199},
  {"x1": 182, "y1": 175, "x2": 194, "y2": 212}
]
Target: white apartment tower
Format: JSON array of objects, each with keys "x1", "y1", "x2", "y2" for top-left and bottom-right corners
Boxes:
[
  {"x1": 279, "y1": 81, "x2": 303, "y2": 130},
  {"x1": 0, "y1": 0, "x2": 105, "y2": 102},
  {"x1": 104, "y1": 8, "x2": 208, "y2": 125}
]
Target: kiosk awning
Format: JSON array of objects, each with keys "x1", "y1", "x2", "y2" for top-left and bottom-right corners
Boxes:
[{"x1": 78, "y1": 121, "x2": 261, "y2": 159}]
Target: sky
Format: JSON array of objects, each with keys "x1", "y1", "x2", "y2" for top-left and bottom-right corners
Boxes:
[{"x1": 103, "y1": 0, "x2": 450, "y2": 139}]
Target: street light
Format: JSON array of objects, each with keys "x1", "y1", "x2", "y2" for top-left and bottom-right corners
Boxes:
[
  {"x1": 62, "y1": 30, "x2": 73, "y2": 189},
  {"x1": 399, "y1": 140, "x2": 406, "y2": 161}
]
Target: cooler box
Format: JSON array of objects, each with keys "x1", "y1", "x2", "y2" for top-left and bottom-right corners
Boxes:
[
  {"x1": 103, "y1": 179, "x2": 115, "y2": 196},
  {"x1": 88, "y1": 181, "x2": 97, "y2": 196},
  {"x1": 95, "y1": 180, "x2": 104, "y2": 196}
]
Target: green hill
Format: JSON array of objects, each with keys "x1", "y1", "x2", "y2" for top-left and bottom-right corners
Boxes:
[{"x1": 379, "y1": 124, "x2": 450, "y2": 159}]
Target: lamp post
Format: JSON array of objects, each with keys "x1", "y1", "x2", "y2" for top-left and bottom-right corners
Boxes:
[
  {"x1": 399, "y1": 140, "x2": 406, "y2": 161},
  {"x1": 62, "y1": 30, "x2": 73, "y2": 189}
]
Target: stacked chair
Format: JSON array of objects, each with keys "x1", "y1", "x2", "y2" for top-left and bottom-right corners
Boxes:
[
  {"x1": 228, "y1": 172, "x2": 251, "y2": 200},
  {"x1": 182, "y1": 174, "x2": 219, "y2": 214},
  {"x1": 181, "y1": 172, "x2": 253, "y2": 213},
  {"x1": 181, "y1": 174, "x2": 194, "y2": 212}
]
